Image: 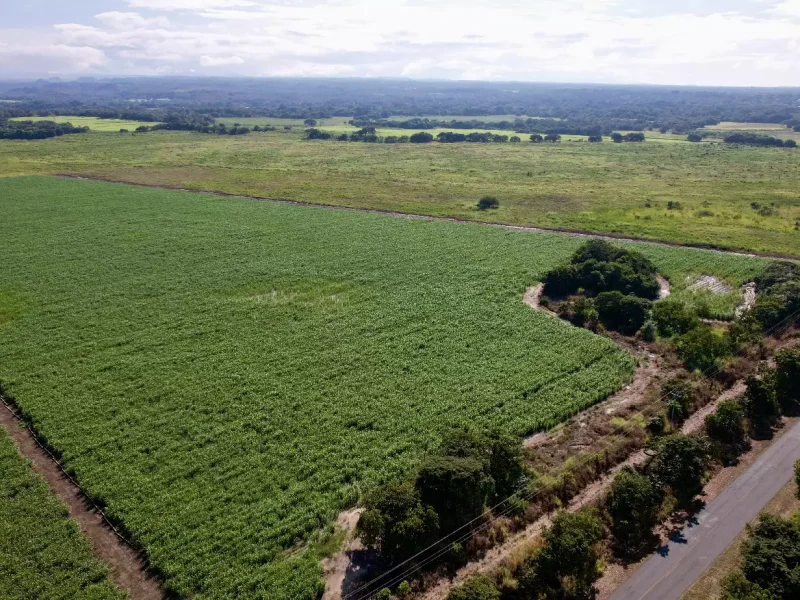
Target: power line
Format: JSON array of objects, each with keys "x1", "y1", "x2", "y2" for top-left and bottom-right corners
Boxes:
[{"x1": 345, "y1": 307, "x2": 800, "y2": 600}]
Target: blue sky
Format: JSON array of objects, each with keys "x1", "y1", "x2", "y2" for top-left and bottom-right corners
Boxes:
[{"x1": 1, "y1": 0, "x2": 799, "y2": 85}]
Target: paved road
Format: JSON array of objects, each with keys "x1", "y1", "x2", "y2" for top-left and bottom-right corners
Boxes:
[{"x1": 608, "y1": 419, "x2": 800, "y2": 600}]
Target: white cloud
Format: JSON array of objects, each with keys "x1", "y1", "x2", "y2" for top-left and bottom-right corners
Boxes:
[
  {"x1": 126, "y1": 0, "x2": 258, "y2": 9},
  {"x1": 95, "y1": 12, "x2": 170, "y2": 29},
  {"x1": 200, "y1": 54, "x2": 245, "y2": 66},
  {"x1": 1, "y1": 1, "x2": 799, "y2": 84}
]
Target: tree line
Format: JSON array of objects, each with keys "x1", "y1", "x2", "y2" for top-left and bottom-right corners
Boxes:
[
  {"x1": 723, "y1": 132, "x2": 797, "y2": 148},
  {"x1": 0, "y1": 119, "x2": 89, "y2": 140}
]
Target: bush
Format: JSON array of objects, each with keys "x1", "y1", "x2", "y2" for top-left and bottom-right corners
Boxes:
[
  {"x1": 721, "y1": 573, "x2": 775, "y2": 600},
  {"x1": 795, "y1": 460, "x2": 800, "y2": 498},
  {"x1": 661, "y1": 378, "x2": 694, "y2": 421},
  {"x1": 652, "y1": 300, "x2": 700, "y2": 337},
  {"x1": 648, "y1": 435, "x2": 710, "y2": 504},
  {"x1": 742, "y1": 371, "x2": 780, "y2": 434},
  {"x1": 775, "y1": 348, "x2": 800, "y2": 412},
  {"x1": 477, "y1": 196, "x2": 499, "y2": 210},
  {"x1": 675, "y1": 325, "x2": 730, "y2": 372},
  {"x1": 706, "y1": 400, "x2": 746, "y2": 446},
  {"x1": 595, "y1": 291, "x2": 652, "y2": 335},
  {"x1": 606, "y1": 467, "x2": 661, "y2": 552},
  {"x1": 741, "y1": 515, "x2": 800, "y2": 599},
  {"x1": 640, "y1": 320, "x2": 657, "y2": 342},
  {"x1": 517, "y1": 509, "x2": 605, "y2": 600},
  {"x1": 446, "y1": 574, "x2": 500, "y2": 600},
  {"x1": 409, "y1": 131, "x2": 434, "y2": 143}
]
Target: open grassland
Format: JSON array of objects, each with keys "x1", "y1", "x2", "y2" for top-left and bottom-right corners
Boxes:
[
  {"x1": 0, "y1": 128, "x2": 797, "y2": 256},
  {"x1": 0, "y1": 177, "x2": 766, "y2": 598},
  {"x1": 10, "y1": 116, "x2": 161, "y2": 131},
  {"x1": 0, "y1": 428, "x2": 126, "y2": 600},
  {"x1": 701, "y1": 121, "x2": 800, "y2": 142}
]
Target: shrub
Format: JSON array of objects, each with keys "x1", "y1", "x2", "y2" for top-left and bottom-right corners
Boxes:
[
  {"x1": 640, "y1": 320, "x2": 657, "y2": 342},
  {"x1": 477, "y1": 196, "x2": 499, "y2": 210},
  {"x1": 795, "y1": 460, "x2": 800, "y2": 498},
  {"x1": 775, "y1": 348, "x2": 800, "y2": 412},
  {"x1": 446, "y1": 574, "x2": 500, "y2": 600},
  {"x1": 721, "y1": 573, "x2": 775, "y2": 600},
  {"x1": 397, "y1": 581, "x2": 412, "y2": 598},
  {"x1": 606, "y1": 467, "x2": 661, "y2": 552},
  {"x1": 652, "y1": 300, "x2": 700, "y2": 337},
  {"x1": 588, "y1": 135, "x2": 603, "y2": 142},
  {"x1": 741, "y1": 515, "x2": 800, "y2": 599},
  {"x1": 648, "y1": 435, "x2": 710, "y2": 504},
  {"x1": 675, "y1": 325, "x2": 730, "y2": 372},
  {"x1": 742, "y1": 371, "x2": 780, "y2": 434},
  {"x1": 706, "y1": 400, "x2": 746, "y2": 446},
  {"x1": 661, "y1": 378, "x2": 694, "y2": 419},
  {"x1": 409, "y1": 131, "x2": 434, "y2": 143},
  {"x1": 529, "y1": 134, "x2": 543, "y2": 143},
  {"x1": 517, "y1": 509, "x2": 605, "y2": 600},
  {"x1": 595, "y1": 291, "x2": 652, "y2": 335},
  {"x1": 687, "y1": 133, "x2": 703, "y2": 142}
]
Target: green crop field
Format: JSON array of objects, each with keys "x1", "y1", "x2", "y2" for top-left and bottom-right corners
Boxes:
[
  {"x1": 0, "y1": 176, "x2": 765, "y2": 598},
  {"x1": 0, "y1": 127, "x2": 797, "y2": 256},
  {"x1": 10, "y1": 116, "x2": 161, "y2": 131},
  {"x1": 0, "y1": 428, "x2": 125, "y2": 600}
]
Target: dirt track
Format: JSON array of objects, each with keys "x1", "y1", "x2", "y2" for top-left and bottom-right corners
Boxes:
[{"x1": 0, "y1": 398, "x2": 163, "y2": 600}]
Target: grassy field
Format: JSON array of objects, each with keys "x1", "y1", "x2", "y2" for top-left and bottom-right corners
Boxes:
[
  {"x1": 0, "y1": 428, "x2": 126, "y2": 600},
  {"x1": 701, "y1": 121, "x2": 800, "y2": 142},
  {"x1": 9, "y1": 116, "x2": 161, "y2": 131},
  {"x1": 0, "y1": 128, "x2": 798, "y2": 256},
  {"x1": 0, "y1": 176, "x2": 765, "y2": 598}
]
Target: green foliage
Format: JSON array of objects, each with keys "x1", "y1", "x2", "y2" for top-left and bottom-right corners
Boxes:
[
  {"x1": 661, "y1": 378, "x2": 694, "y2": 422},
  {"x1": 397, "y1": 581, "x2": 412, "y2": 598},
  {"x1": 651, "y1": 299, "x2": 700, "y2": 337},
  {"x1": 0, "y1": 177, "x2": 764, "y2": 597},
  {"x1": 721, "y1": 573, "x2": 776, "y2": 600},
  {"x1": 377, "y1": 589, "x2": 392, "y2": 600},
  {"x1": 741, "y1": 515, "x2": 800, "y2": 599},
  {"x1": 648, "y1": 435, "x2": 710, "y2": 504},
  {"x1": 640, "y1": 320, "x2": 657, "y2": 342},
  {"x1": 477, "y1": 196, "x2": 499, "y2": 210},
  {"x1": 706, "y1": 400, "x2": 747, "y2": 464},
  {"x1": 775, "y1": 348, "x2": 800, "y2": 411},
  {"x1": 743, "y1": 371, "x2": 781, "y2": 434},
  {"x1": 542, "y1": 239, "x2": 661, "y2": 299},
  {"x1": 595, "y1": 291, "x2": 653, "y2": 335},
  {"x1": 606, "y1": 467, "x2": 661, "y2": 552},
  {"x1": 795, "y1": 460, "x2": 800, "y2": 498},
  {"x1": 517, "y1": 509, "x2": 605, "y2": 600},
  {"x1": 675, "y1": 325, "x2": 730, "y2": 372},
  {"x1": 750, "y1": 262, "x2": 800, "y2": 331},
  {"x1": 0, "y1": 429, "x2": 125, "y2": 600},
  {"x1": 446, "y1": 574, "x2": 500, "y2": 600},
  {"x1": 358, "y1": 480, "x2": 440, "y2": 564}
]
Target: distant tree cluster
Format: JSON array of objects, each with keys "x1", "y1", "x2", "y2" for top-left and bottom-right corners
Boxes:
[
  {"x1": 611, "y1": 132, "x2": 646, "y2": 143},
  {"x1": 724, "y1": 132, "x2": 797, "y2": 148},
  {"x1": 0, "y1": 120, "x2": 89, "y2": 139}
]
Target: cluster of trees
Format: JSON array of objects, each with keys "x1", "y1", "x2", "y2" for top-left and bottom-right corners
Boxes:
[
  {"x1": 724, "y1": 133, "x2": 797, "y2": 148},
  {"x1": 611, "y1": 132, "x2": 646, "y2": 143},
  {"x1": 3, "y1": 78, "x2": 798, "y2": 136},
  {"x1": 0, "y1": 119, "x2": 89, "y2": 139},
  {"x1": 543, "y1": 240, "x2": 661, "y2": 300},
  {"x1": 722, "y1": 514, "x2": 800, "y2": 600},
  {"x1": 357, "y1": 429, "x2": 528, "y2": 565}
]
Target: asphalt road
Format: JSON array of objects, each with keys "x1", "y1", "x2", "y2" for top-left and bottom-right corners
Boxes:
[{"x1": 608, "y1": 419, "x2": 800, "y2": 600}]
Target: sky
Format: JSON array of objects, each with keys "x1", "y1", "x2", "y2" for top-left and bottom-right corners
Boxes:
[{"x1": 1, "y1": 0, "x2": 799, "y2": 85}]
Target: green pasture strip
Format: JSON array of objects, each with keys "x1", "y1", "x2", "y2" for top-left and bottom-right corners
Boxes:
[
  {"x1": 0, "y1": 427, "x2": 126, "y2": 600},
  {"x1": 9, "y1": 116, "x2": 161, "y2": 131}
]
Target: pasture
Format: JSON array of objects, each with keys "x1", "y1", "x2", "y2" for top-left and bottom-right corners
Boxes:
[
  {"x1": 9, "y1": 116, "x2": 161, "y2": 131},
  {"x1": 0, "y1": 176, "x2": 766, "y2": 598},
  {"x1": 0, "y1": 128, "x2": 798, "y2": 256},
  {"x1": 0, "y1": 428, "x2": 125, "y2": 600}
]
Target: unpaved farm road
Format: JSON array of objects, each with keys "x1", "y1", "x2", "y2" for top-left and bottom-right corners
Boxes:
[{"x1": 608, "y1": 418, "x2": 800, "y2": 600}]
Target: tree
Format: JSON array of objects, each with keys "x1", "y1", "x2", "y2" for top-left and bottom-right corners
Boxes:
[
  {"x1": 595, "y1": 291, "x2": 652, "y2": 335},
  {"x1": 409, "y1": 131, "x2": 433, "y2": 143},
  {"x1": 742, "y1": 371, "x2": 780, "y2": 434},
  {"x1": 611, "y1": 132, "x2": 623, "y2": 143},
  {"x1": 588, "y1": 135, "x2": 603, "y2": 142},
  {"x1": 795, "y1": 459, "x2": 800, "y2": 498},
  {"x1": 303, "y1": 118, "x2": 317, "y2": 127},
  {"x1": 606, "y1": 467, "x2": 661, "y2": 552},
  {"x1": 661, "y1": 378, "x2": 694, "y2": 423},
  {"x1": 687, "y1": 133, "x2": 703, "y2": 142},
  {"x1": 510, "y1": 136, "x2": 521, "y2": 142},
  {"x1": 651, "y1": 299, "x2": 700, "y2": 337},
  {"x1": 786, "y1": 139, "x2": 798, "y2": 148},
  {"x1": 624, "y1": 132, "x2": 646, "y2": 142},
  {"x1": 357, "y1": 479, "x2": 439, "y2": 564},
  {"x1": 446, "y1": 574, "x2": 500, "y2": 600},
  {"x1": 517, "y1": 509, "x2": 605, "y2": 600},
  {"x1": 477, "y1": 196, "x2": 499, "y2": 210},
  {"x1": 775, "y1": 348, "x2": 800, "y2": 412},
  {"x1": 706, "y1": 400, "x2": 746, "y2": 446},
  {"x1": 721, "y1": 573, "x2": 776, "y2": 600},
  {"x1": 675, "y1": 325, "x2": 730, "y2": 372},
  {"x1": 529, "y1": 133, "x2": 543, "y2": 143},
  {"x1": 648, "y1": 435, "x2": 710, "y2": 504},
  {"x1": 741, "y1": 515, "x2": 800, "y2": 599},
  {"x1": 544, "y1": 133, "x2": 562, "y2": 143}
]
